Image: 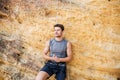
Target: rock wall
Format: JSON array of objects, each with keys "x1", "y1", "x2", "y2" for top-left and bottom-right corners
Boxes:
[{"x1": 0, "y1": 0, "x2": 120, "y2": 80}]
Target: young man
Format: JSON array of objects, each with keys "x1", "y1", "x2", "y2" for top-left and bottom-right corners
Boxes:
[{"x1": 36, "y1": 24, "x2": 72, "y2": 80}]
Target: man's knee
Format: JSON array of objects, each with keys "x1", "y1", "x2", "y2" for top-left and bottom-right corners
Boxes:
[
  {"x1": 35, "y1": 72, "x2": 42, "y2": 80},
  {"x1": 35, "y1": 71, "x2": 49, "y2": 80}
]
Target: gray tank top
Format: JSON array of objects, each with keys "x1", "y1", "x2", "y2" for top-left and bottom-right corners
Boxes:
[{"x1": 49, "y1": 38, "x2": 68, "y2": 58}]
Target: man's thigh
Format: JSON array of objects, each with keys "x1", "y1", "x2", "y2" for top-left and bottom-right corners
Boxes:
[
  {"x1": 36, "y1": 71, "x2": 49, "y2": 80},
  {"x1": 37, "y1": 62, "x2": 54, "y2": 80},
  {"x1": 56, "y1": 66, "x2": 66, "y2": 80},
  {"x1": 56, "y1": 71, "x2": 66, "y2": 80}
]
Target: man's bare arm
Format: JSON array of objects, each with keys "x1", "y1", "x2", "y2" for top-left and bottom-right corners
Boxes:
[{"x1": 43, "y1": 40, "x2": 53, "y2": 61}]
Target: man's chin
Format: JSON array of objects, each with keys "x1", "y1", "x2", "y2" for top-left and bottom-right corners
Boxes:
[{"x1": 55, "y1": 36, "x2": 61, "y2": 37}]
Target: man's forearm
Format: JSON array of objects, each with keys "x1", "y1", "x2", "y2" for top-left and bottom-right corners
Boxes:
[
  {"x1": 43, "y1": 54, "x2": 53, "y2": 61},
  {"x1": 43, "y1": 54, "x2": 72, "y2": 63},
  {"x1": 60, "y1": 57, "x2": 72, "y2": 62}
]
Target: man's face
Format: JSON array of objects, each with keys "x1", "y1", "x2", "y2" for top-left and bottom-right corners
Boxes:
[{"x1": 54, "y1": 27, "x2": 63, "y2": 37}]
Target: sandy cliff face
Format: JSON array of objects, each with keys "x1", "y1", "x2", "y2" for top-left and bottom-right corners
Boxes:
[{"x1": 0, "y1": 0, "x2": 120, "y2": 80}]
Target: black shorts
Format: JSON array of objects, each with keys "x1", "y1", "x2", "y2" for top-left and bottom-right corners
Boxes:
[{"x1": 40, "y1": 61, "x2": 66, "y2": 80}]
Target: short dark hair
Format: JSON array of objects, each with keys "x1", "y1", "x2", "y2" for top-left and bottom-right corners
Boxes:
[{"x1": 54, "y1": 24, "x2": 64, "y2": 31}]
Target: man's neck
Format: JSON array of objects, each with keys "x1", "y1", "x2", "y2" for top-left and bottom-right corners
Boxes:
[{"x1": 55, "y1": 37, "x2": 64, "y2": 41}]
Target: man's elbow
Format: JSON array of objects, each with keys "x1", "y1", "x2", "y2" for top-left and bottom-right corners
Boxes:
[
  {"x1": 42, "y1": 54, "x2": 46, "y2": 59},
  {"x1": 67, "y1": 56, "x2": 72, "y2": 62}
]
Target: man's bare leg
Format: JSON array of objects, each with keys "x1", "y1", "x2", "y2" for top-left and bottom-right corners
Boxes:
[{"x1": 35, "y1": 71, "x2": 49, "y2": 80}]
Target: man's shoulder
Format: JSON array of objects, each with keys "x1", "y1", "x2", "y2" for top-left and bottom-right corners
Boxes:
[
  {"x1": 49, "y1": 38, "x2": 54, "y2": 42},
  {"x1": 48, "y1": 38, "x2": 55, "y2": 45}
]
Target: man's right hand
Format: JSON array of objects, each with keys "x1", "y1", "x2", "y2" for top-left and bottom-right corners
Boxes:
[{"x1": 51, "y1": 55, "x2": 61, "y2": 62}]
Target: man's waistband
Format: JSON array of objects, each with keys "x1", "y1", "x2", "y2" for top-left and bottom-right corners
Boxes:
[{"x1": 47, "y1": 60, "x2": 66, "y2": 66}]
